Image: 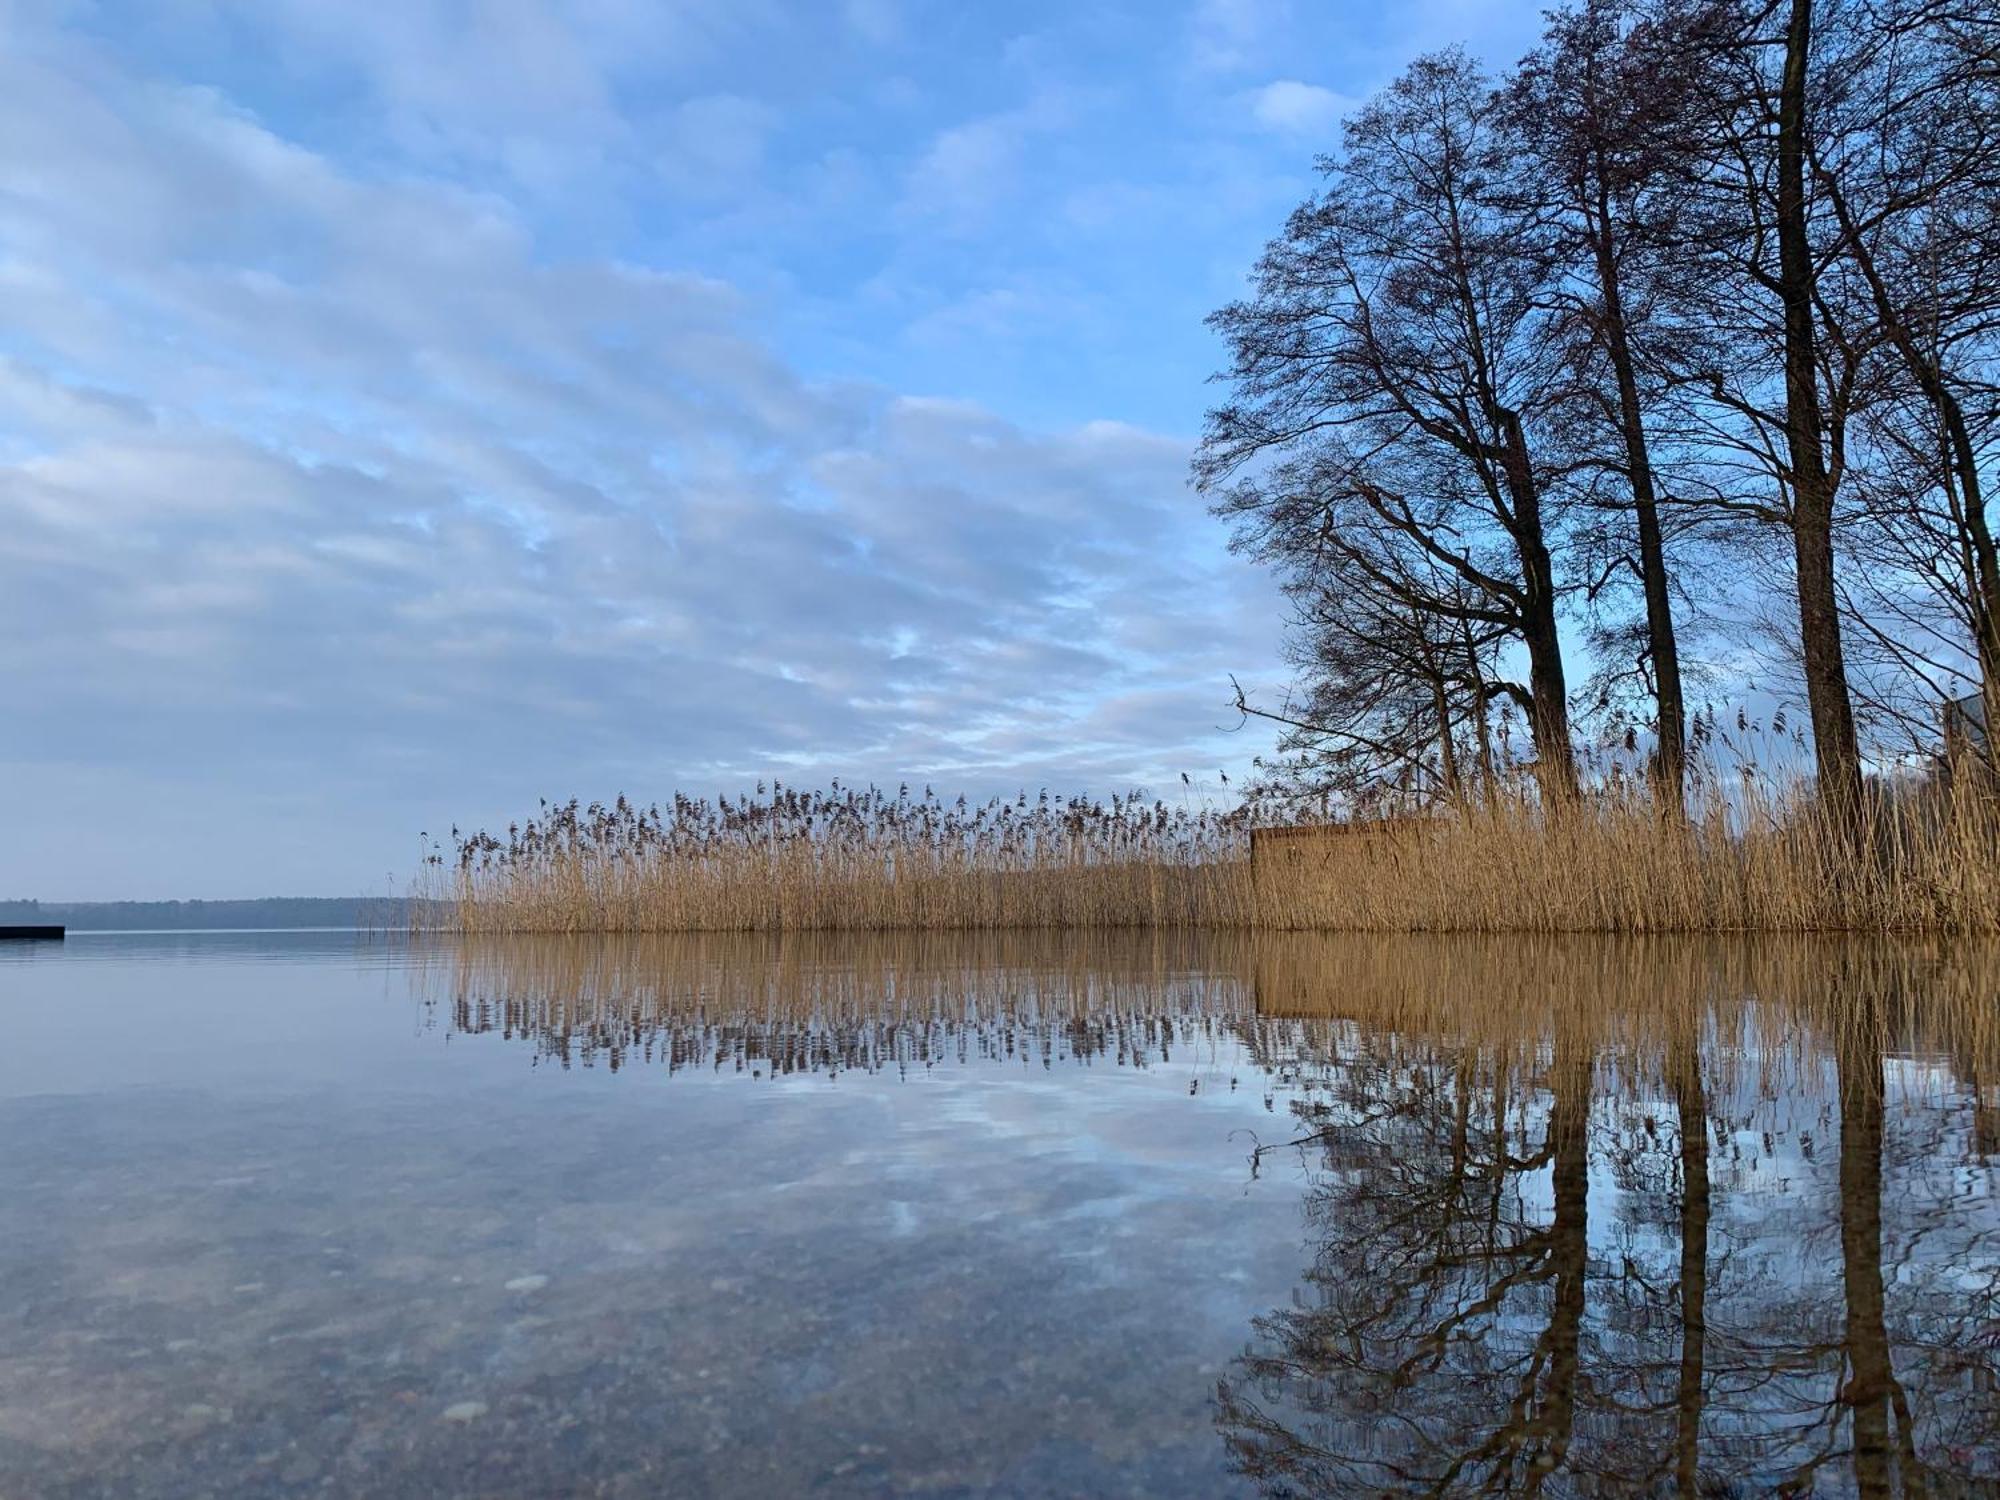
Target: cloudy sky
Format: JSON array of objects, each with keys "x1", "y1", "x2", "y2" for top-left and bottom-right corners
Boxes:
[{"x1": 0, "y1": 0, "x2": 1545, "y2": 899}]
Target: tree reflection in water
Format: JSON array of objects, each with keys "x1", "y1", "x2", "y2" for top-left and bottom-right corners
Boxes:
[
  {"x1": 1219, "y1": 941, "x2": 2000, "y2": 1498},
  {"x1": 421, "y1": 931, "x2": 1999, "y2": 1494}
]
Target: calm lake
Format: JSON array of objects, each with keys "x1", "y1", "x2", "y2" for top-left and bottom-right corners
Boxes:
[{"x1": 2, "y1": 931, "x2": 1996, "y2": 1497}]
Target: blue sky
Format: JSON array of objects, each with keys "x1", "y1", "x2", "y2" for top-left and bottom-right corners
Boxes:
[{"x1": 0, "y1": 0, "x2": 1548, "y2": 899}]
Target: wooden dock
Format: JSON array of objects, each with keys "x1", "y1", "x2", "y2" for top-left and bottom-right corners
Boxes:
[{"x1": 0, "y1": 925, "x2": 64, "y2": 940}]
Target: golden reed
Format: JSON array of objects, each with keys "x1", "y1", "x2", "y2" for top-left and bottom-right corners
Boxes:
[
  {"x1": 1253, "y1": 775, "x2": 2000, "y2": 933},
  {"x1": 419, "y1": 785, "x2": 1254, "y2": 933},
  {"x1": 419, "y1": 773, "x2": 2000, "y2": 934}
]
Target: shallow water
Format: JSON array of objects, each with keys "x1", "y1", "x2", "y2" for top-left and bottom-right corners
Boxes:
[{"x1": 1, "y1": 931, "x2": 1995, "y2": 1497}]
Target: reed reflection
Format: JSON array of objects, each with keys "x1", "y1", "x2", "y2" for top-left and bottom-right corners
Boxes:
[
  {"x1": 1224, "y1": 940, "x2": 2000, "y2": 1497},
  {"x1": 422, "y1": 933, "x2": 2000, "y2": 1493},
  {"x1": 420, "y1": 930, "x2": 1267, "y2": 1076}
]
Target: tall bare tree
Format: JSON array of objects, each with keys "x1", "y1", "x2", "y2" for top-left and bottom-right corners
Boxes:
[
  {"x1": 1815, "y1": 0, "x2": 2000, "y2": 761},
  {"x1": 1197, "y1": 52, "x2": 1581, "y2": 797},
  {"x1": 1774, "y1": 0, "x2": 1868, "y2": 806},
  {"x1": 1207, "y1": 0, "x2": 2000, "y2": 806},
  {"x1": 1509, "y1": 0, "x2": 1708, "y2": 810},
  {"x1": 1644, "y1": 0, "x2": 1918, "y2": 807}
]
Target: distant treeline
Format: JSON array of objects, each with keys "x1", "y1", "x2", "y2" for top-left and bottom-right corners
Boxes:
[{"x1": 0, "y1": 897, "x2": 434, "y2": 931}]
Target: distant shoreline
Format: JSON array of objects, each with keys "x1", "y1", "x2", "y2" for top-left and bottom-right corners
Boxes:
[{"x1": 0, "y1": 899, "x2": 441, "y2": 932}]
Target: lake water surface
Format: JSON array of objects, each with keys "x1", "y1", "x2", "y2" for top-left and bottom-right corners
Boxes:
[{"x1": 1, "y1": 931, "x2": 1996, "y2": 1497}]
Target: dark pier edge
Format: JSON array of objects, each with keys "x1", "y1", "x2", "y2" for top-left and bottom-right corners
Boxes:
[{"x1": 0, "y1": 925, "x2": 64, "y2": 940}]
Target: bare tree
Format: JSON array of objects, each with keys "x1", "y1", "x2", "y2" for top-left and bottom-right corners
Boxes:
[
  {"x1": 1241, "y1": 570, "x2": 1510, "y2": 812},
  {"x1": 1205, "y1": 0, "x2": 2000, "y2": 810},
  {"x1": 1509, "y1": 0, "x2": 1710, "y2": 810},
  {"x1": 1623, "y1": 0, "x2": 1879, "y2": 808},
  {"x1": 1197, "y1": 52, "x2": 1582, "y2": 798},
  {"x1": 1814, "y1": 0, "x2": 2000, "y2": 764}
]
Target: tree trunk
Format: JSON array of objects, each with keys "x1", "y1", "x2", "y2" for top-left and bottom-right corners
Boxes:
[
  {"x1": 1837, "y1": 1017, "x2": 1897, "y2": 1499},
  {"x1": 1465, "y1": 618, "x2": 1500, "y2": 795},
  {"x1": 1958, "y1": 453, "x2": 2000, "y2": 768},
  {"x1": 1433, "y1": 675, "x2": 1463, "y2": 802},
  {"x1": 1823, "y1": 170, "x2": 2000, "y2": 774},
  {"x1": 1590, "y1": 175, "x2": 1688, "y2": 813},
  {"x1": 1672, "y1": 1036, "x2": 1708, "y2": 1498},
  {"x1": 1501, "y1": 413, "x2": 1578, "y2": 796},
  {"x1": 1931, "y1": 384, "x2": 2000, "y2": 780},
  {"x1": 1776, "y1": 0, "x2": 1864, "y2": 812}
]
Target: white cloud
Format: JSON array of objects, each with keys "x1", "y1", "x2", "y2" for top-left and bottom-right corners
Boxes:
[
  {"x1": 658, "y1": 94, "x2": 780, "y2": 195},
  {"x1": 1189, "y1": 0, "x2": 1290, "y2": 73},
  {"x1": 902, "y1": 283, "x2": 1091, "y2": 348},
  {"x1": 0, "y1": 20, "x2": 1279, "y2": 896},
  {"x1": 1248, "y1": 79, "x2": 1353, "y2": 138},
  {"x1": 843, "y1": 0, "x2": 901, "y2": 46},
  {"x1": 901, "y1": 114, "x2": 1031, "y2": 231},
  {"x1": 898, "y1": 91, "x2": 1078, "y2": 233}
]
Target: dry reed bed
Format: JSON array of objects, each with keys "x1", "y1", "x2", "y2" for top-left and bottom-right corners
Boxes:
[
  {"x1": 422, "y1": 775, "x2": 2000, "y2": 934},
  {"x1": 420, "y1": 786, "x2": 1254, "y2": 933},
  {"x1": 1255, "y1": 776, "x2": 2000, "y2": 934}
]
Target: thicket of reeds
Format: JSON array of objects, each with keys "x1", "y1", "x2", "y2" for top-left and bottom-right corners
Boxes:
[
  {"x1": 418, "y1": 784, "x2": 1254, "y2": 933},
  {"x1": 1254, "y1": 769, "x2": 2000, "y2": 934},
  {"x1": 419, "y1": 767, "x2": 2000, "y2": 935}
]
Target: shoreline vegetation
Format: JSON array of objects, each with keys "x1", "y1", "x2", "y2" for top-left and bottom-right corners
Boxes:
[
  {"x1": 418, "y1": 785, "x2": 1251, "y2": 935},
  {"x1": 418, "y1": 3, "x2": 2000, "y2": 941},
  {"x1": 416, "y1": 772, "x2": 2000, "y2": 936},
  {"x1": 0, "y1": 897, "x2": 412, "y2": 931}
]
